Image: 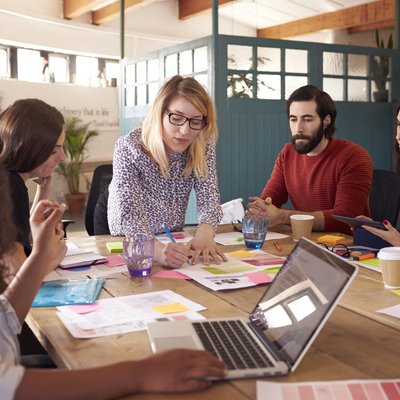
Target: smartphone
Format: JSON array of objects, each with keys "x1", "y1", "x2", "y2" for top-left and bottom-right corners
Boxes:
[{"x1": 332, "y1": 215, "x2": 387, "y2": 230}]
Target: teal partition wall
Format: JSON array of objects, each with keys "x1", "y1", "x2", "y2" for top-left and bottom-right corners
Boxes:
[{"x1": 120, "y1": 34, "x2": 399, "y2": 221}]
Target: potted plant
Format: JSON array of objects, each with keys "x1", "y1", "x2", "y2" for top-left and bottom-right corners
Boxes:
[
  {"x1": 372, "y1": 29, "x2": 393, "y2": 102},
  {"x1": 57, "y1": 116, "x2": 99, "y2": 213}
]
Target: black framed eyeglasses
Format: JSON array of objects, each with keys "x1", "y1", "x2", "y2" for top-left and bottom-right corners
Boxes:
[
  {"x1": 231, "y1": 220, "x2": 242, "y2": 233},
  {"x1": 165, "y1": 110, "x2": 207, "y2": 130},
  {"x1": 317, "y1": 243, "x2": 351, "y2": 258}
]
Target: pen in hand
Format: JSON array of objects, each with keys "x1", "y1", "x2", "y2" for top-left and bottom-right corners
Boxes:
[
  {"x1": 161, "y1": 224, "x2": 176, "y2": 243},
  {"x1": 161, "y1": 224, "x2": 192, "y2": 263}
]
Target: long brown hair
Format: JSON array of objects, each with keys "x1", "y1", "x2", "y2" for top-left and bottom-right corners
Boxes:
[
  {"x1": 0, "y1": 165, "x2": 17, "y2": 291},
  {"x1": 0, "y1": 98, "x2": 64, "y2": 173}
]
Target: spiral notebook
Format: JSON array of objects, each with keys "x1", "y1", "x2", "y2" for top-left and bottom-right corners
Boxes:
[
  {"x1": 32, "y1": 278, "x2": 105, "y2": 307},
  {"x1": 60, "y1": 245, "x2": 107, "y2": 269}
]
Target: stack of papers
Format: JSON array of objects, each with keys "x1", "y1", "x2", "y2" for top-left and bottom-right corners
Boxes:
[
  {"x1": 179, "y1": 249, "x2": 285, "y2": 291},
  {"x1": 57, "y1": 290, "x2": 206, "y2": 338}
]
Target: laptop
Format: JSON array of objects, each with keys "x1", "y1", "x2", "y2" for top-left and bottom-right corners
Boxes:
[{"x1": 147, "y1": 237, "x2": 358, "y2": 379}]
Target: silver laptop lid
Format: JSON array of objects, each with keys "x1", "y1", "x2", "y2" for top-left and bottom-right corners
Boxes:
[{"x1": 249, "y1": 237, "x2": 357, "y2": 371}]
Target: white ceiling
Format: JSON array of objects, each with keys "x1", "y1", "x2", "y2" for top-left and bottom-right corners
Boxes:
[{"x1": 216, "y1": 0, "x2": 378, "y2": 30}]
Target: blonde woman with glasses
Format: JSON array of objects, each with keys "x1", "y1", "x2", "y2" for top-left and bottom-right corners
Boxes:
[{"x1": 106, "y1": 75, "x2": 227, "y2": 267}]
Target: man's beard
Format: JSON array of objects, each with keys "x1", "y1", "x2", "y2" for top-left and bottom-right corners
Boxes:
[{"x1": 291, "y1": 123, "x2": 324, "y2": 154}]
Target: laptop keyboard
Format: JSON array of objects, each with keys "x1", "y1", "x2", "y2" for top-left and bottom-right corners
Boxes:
[{"x1": 193, "y1": 320, "x2": 274, "y2": 370}]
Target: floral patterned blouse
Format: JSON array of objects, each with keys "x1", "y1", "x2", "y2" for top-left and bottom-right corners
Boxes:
[{"x1": 108, "y1": 129, "x2": 222, "y2": 237}]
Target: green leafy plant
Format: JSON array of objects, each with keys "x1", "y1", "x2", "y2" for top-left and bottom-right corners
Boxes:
[
  {"x1": 57, "y1": 117, "x2": 99, "y2": 194},
  {"x1": 227, "y1": 56, "x2": 274, "y2": 98},
  {"x1": 372, "y1": 29, "x2": 393, "y2": 91}
]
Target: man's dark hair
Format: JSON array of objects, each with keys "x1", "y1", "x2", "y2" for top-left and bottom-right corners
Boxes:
[{"x1": 286, "y1": 85, "x2": 337, "y2": 139}]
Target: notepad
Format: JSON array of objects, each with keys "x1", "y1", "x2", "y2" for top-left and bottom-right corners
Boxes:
[
  {"x1": 317, "y1": 234, "x2": 346, "y2": 245},
  {"x1": 106, "y1": 242, "x2": 123, "y2": 253},
  {"x1": 59, "y1": 249, "x2": 107, "y2": 269},
  {"x1": 32, "y1": 278, "x2": 105, "y2": 307}
]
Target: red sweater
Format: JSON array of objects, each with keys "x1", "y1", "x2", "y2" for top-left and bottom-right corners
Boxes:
[{"x1": 261, "y1": 138, "x2": 373, "y2": 234}]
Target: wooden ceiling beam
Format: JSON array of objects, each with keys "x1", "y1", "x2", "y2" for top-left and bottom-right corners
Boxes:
[
  {"x1": 257, "y1": 0, "x2": 394, "y2": 39},
  {"x1": 92, "y1": 0, "x2": 146, "y2": 25},
  {"x1": 347, "y1": 18, "x2": 394, "y2": 34},
  {"x1": 178, "y1": 0, "x2": 233, "y2": 20},
  {"x1": 63, "y1": 0, "x2": 103, "y2": 19}
]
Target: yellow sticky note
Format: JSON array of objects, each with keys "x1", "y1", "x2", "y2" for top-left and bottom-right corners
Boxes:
[
  {"x1": 228, "y1": 250, "x2": 255, "y2": 258},
  {"x1": 106, "y1": 242, "x2": 123, "y2": 253},
  {"x1": 317, "y1": 235, "x2": 346, "y2": 244},
  {"x1": 152, "y1": 303, "x2": 190, "y2": 314}
]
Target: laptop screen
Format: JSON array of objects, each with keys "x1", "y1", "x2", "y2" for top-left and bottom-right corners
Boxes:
[{"x1": 249, "y1": 238, "x2": 356, "y2": 367}]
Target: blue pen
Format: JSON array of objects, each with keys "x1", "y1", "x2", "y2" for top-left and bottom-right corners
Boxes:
[
  {"x1": 161, "y1": 224, "x2": 176, "y2": 243},
  {"x1": 161, "y1": 224, "x2": 192, "y2": 264}
]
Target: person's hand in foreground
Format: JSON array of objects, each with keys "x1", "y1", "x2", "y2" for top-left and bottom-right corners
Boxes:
[
  {"x1": 135, "y1": 349, "x2": 227, "y2": 392},
  {"x1": 361, "y1": 219, "x2": 400, "y2": 247},
  {"x1": 189, "y1": 224, "x2": 227, "y2": 266}
]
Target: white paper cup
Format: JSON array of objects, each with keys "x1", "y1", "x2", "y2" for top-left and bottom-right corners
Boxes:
[
  {"x1": 290, "y1": 215, "x2": 315, "y2": 241},
  {"x1": 377, "y1": 247, "x2": 400, "y2": 289}
]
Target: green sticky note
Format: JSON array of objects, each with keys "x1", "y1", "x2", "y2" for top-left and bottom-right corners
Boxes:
[{"x1": 106, "y1": 242, "x2": 123, "y2": 253}]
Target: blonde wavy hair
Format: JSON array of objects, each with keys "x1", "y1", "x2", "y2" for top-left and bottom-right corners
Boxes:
[{"x1": 141, "y1": 75, "x2": 218, "y2": 179}]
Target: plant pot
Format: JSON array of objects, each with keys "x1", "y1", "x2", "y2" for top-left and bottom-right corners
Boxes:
[
  {"x1": 64, "y1": 193, "x2": 87, "y2": 214},
  {"x1": 373, "y1": 89, "x2": 388, "y2": 102}
]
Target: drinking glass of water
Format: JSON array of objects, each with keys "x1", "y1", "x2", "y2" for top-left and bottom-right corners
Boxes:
[
  {"x1": 242, "y1": 215, "x2": 268, "y2": 249},
  {"x1": 122, "y1": 236, "x2": 154, "y2": 279}
]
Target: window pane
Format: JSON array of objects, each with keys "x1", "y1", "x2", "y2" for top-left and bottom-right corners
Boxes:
[
  {"x1": 0, "y1": 48, "x2": 9, "y2": 77},
  {"x1": 195, "y1": 73, "x2": 208, "y2": 88},
  {"x1": 257, "y1": 74, "x2": 281, "y2": 99},
  {"x1": 76, "y1": 56, "x2": 98, "y2": 86},
  {"x1": 17, "y1": 48, "x2": 42, "y2": 82},
  {"x1": 257, "y1": 47, "x2": 280, "y2": 72},
  {"x1": 285, "y1": 49, "x2": 307, "y2": 73},
  {"x1": 137, "y1": 84, "x2": 147, "y2": 106},
  {"x1": 148, "y1": 59, "x2": 159, "y2": 81},
  {"x1": 227, "y1": 73, "x2": 253, "y2": 98},
  {"x1": 228, "y1": 45, "x2": 252, "y2": 70},
  {"x1": 348, "y1": 79, "x2": 367, "y2": 101},
  {"x1": 125, "y1": 64, "x2": 135, "y2": 85},
  {"x1": 105, "y1": 61, "x2": 119, "y2": 86},
  {"x1": 323, "y1": 52, "x2": 343, "y2": 76},
  {"x1": 148, "y1": 82, "x2": 159, "y2": 104},
  {"x1": 137, "y1": 61, "x2": 146, "y2": 83},
  {"x1": 194, "y1": 46, "x2": 207, "y2": 73},
  {"x1": 49, "y1": 54, "x2": 69, "y2": 83},
  {"x1": 179, "y1": 50, "x2": 192, "y2": 75},
  {"x1": 126, "y1": 87, "x2": 135, "y2": 107},
  {"x1": 285, "y1": 76, "x2": 308, "y2": 99},
  {"x1": 348, "y1": 54, "x2": 367, "y2": 77},
  {"x1": 323, "y1": 78, "x2": 344, "y2": 101},
  {"x1": 165, "y1": 54, "x2": 178, "y2": 78}
]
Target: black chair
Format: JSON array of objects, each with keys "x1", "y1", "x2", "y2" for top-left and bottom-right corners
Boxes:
[
  {"x1": 369, "y1": 169, "x2": 400, "y2": 229},
  {"x1": 85, "y1": 164, "x2": 113, "y2": 236}
]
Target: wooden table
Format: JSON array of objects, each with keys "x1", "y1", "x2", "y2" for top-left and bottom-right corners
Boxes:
[{"x1": 27, "y1": 229, "x2": 400, "y2": 399}]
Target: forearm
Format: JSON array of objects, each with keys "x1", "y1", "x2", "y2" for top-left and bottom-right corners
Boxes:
[
  {"x1": 277, "y1": 209, "x2": 325, "y2": 230},
  {"x1": 4, "y1": 253, "x2": 48, "y2": 323},
  {"x1": 15, "y1": 362, "x2": 139, "y2": 400}
]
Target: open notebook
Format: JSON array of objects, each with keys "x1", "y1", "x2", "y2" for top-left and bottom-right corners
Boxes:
[
  {"x1": 147, "y1": 237, "x2": 358, "y2": 380},
  {"x1": 59, "y1": 242, "x2": 107, "y2": 269}
]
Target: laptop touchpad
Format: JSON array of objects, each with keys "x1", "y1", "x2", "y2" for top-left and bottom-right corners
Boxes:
[{"x1": 154, "y1": 336, "x2": 198, "y2": 351}]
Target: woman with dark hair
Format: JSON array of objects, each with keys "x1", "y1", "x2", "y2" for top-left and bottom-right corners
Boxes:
[
  {"x1": 0, "y1": 99, "x2": 65, "y2": 256},
  {"x1": 361, "y1": 103, "x2": 400, "y2": 246},
  {"x1": 0, "y1": 166, "x2": 226, "y2": 399}
]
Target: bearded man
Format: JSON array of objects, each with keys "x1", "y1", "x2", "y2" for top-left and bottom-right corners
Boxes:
[{"x1": 247, "y1": 85, "x2": 373, "y2": 234}]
